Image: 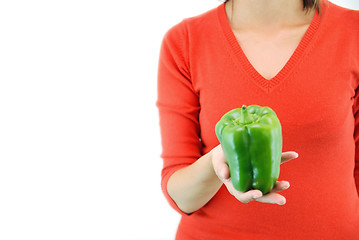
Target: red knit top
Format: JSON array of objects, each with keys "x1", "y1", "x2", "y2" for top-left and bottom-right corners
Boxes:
[{"x1": 157, "y1": 1, "x2": 359, "y2": 239}]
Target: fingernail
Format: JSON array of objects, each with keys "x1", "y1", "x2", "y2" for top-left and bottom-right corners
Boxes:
[
  {"x1": 252, "y1": 195, "x2": 261, "y2": 199},
  {"x1": 278, "y1": 199, "x2": 286, "y2": 205}
]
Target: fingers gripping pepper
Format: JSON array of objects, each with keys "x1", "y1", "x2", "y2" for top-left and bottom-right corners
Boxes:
[{"x1": 215, "y1": 105, "x2": 283, "y2": 194}]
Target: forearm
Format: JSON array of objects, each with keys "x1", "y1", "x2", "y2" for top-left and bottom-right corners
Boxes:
[{"x1": 167, "y1": 151, "x2": 223, "y2": 214}]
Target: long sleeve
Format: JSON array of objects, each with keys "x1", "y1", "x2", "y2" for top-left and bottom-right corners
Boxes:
[
  {"x1": 352, "y1": 20, "x2": 359, "y2": 195},
  {"x1": 156, "y1": 21, "x2": 202, "y2": 214},
  {"x1": 353, "y1": 82, "x2": 359, "y2": 195}
]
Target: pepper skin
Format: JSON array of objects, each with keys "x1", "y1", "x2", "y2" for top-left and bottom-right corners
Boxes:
[{"x1": 215, "y1": 105, "x2": 282, "y2": 194}]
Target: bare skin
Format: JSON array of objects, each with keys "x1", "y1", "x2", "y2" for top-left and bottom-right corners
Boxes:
[
  {"x1": 211, "y1": 145, "x2": 298, "y2": 205},
  {"x1": 167, "y1": 0, "x2": 311, "y2": 214},
  {"x1": 168, "y1": 145, "x2": 298, "y2": 214},
  {"x1": 226, "y1": 0, "x2": 315, "y2": 79}
]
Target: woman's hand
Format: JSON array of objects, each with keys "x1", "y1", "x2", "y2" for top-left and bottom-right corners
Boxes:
[{"x1": 211, "y1": 144, "x2": 298, "y2": 205}]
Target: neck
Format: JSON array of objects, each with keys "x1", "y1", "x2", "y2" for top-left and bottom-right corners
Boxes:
[{"x1": 225, "y1": 0, "x2": 315, "y2": 32}]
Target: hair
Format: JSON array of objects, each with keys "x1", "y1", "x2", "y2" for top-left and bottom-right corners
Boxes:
[
  {"x1": 222, "y1": 0, "x2": 320, "y2": 12},
  {"x1": 302, "y1": 0, "x2": 320, "y2": 11}
]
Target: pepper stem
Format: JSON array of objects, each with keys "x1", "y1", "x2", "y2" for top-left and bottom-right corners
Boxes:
[{"x1": 240, "y1": 105, "x2": 254, "y2": 124}]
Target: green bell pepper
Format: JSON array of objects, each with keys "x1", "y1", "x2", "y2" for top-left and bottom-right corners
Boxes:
[{"x1": 215, "y1": 105, "x2": 282, "y2": 194}]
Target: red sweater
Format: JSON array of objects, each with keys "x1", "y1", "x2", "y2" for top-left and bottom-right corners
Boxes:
[{"x1": 157, "y1": 1, "x2": 359, "y2": 239}]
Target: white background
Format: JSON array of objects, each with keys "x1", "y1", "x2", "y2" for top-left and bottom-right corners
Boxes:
[{"x1": 0, "y1": 1, "x2": 358, "y2": 240}]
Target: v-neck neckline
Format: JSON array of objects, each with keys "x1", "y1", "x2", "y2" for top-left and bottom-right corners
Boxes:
[{"x1": 217, "y1": 2, "x2": 322, "y2": 93}]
